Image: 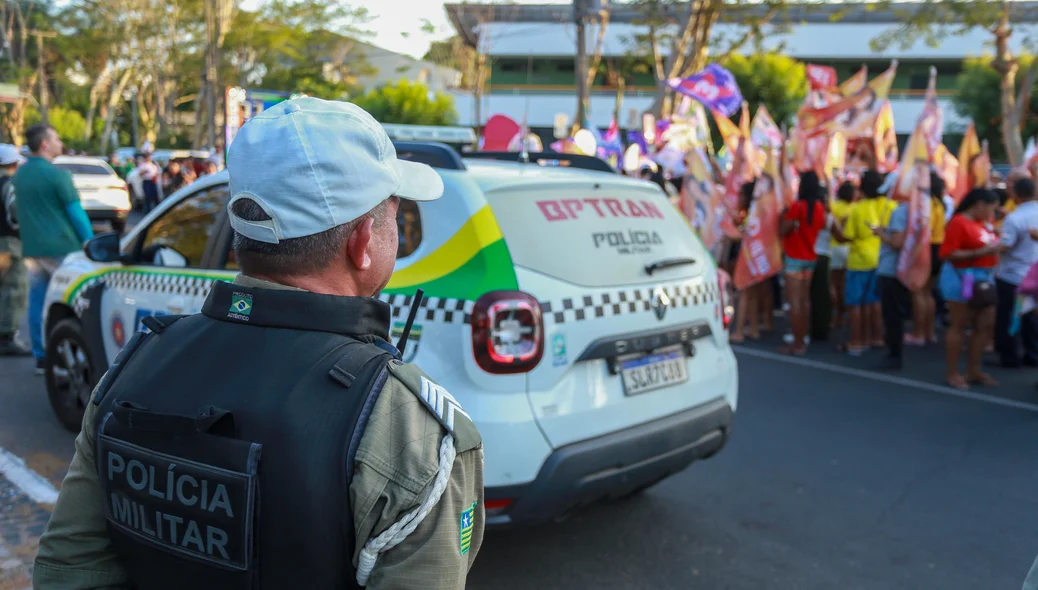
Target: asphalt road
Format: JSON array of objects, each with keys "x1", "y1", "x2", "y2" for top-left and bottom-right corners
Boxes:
[{"x1": 2, "y1": 343, "x2": 1038, "y2": 590}]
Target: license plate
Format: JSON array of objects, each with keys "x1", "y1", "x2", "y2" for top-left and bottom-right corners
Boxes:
[{"x1": 620, "y1": 348, "x2": 689, "y2": 396}]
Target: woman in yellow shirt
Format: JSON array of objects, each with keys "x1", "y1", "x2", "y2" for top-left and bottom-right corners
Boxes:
[
  {"x1": 909, "y1": 172, "x2": 946, "y2": 346},
  {"x1": 828, "y1": 181, "x2": 856, "y2": 329}
]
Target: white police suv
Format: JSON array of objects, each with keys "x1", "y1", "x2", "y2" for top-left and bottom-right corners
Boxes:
[{"x1": 42, "y1": 145, "x2": 738, "y2": 525}]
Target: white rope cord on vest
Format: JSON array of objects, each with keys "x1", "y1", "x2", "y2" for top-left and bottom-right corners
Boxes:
[{"x1": 356, "y1": 432, "x2": 457, "y2": 586}]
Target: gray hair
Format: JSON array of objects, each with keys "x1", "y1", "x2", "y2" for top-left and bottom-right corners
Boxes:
[{"x1": 230, "y1": 197, "x2": 391, "y2": 277}]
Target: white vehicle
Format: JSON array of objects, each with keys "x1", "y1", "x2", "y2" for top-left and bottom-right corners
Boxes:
[
  {"x1": 42, "y1": 144, "x2": 738, "y2": 525},
  {"x1": 53, "y1": 155, "x2": 131, "y2": 232}
]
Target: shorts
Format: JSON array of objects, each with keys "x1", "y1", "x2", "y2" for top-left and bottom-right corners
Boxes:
[
  {"x1": 930, "y1": 243, "x2": 942, "y2": 278},
  {"x1": 830, "y1": 245, "x2": 850, "y2": 270},
  {"x1": 784, "y1": 255, "x2": 816, "y2": 280},
  {"x1": 845, "y1": 269, "x2": 880, "y2": 306},
  {"x1": 938, "y1": 262, "x2": 995, "y2": 304}
]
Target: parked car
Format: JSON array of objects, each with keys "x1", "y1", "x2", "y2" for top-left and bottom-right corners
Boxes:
[
  {"x1": 53, "y1": 155, "x2": 131, "y2": 233},
  {"x1": 42, "y1": 144, "x2": 738, "y2": 526}
]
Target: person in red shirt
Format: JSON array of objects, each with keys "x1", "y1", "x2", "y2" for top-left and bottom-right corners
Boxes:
[
  {"x1": 938, "y1": 188, "x2": 1000, "y2": 389},
  {"x1": 779, "y1": 171, "x2": 827, "y2": 355}
]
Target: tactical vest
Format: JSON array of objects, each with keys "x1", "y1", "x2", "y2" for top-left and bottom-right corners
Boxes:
[
  {"x1": 91, "y1": 280, "x2": 401, "y2": 590},
  {"x1": 0, "y1": 175, "x2": 16, "y2": 238}
]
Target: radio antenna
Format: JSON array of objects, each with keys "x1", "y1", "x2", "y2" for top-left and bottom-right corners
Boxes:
[{"x1": 396, "y1": 288, "x2": 424, "y2": 354}]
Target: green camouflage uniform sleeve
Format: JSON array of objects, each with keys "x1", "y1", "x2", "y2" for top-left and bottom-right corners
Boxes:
[
  {"x1": 34, "y1": 385, "x2": 130, "y2": 590},
  {"x1": 350, "y1": 362, "x2": 484, "y2": 590}
]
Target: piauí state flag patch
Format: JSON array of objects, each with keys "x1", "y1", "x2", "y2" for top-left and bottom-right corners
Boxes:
[{"x1": 459, "y1": 502, "x2": 476, "y2": 555}]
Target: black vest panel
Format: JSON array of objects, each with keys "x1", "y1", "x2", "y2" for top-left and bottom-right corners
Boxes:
[{"x1": 93, "y1": 312, "x2": 392, "y2": 590}]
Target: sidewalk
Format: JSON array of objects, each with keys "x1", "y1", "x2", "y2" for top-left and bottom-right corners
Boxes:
[{"x1": 732, "y1": 317, "x2": 1036, "y2": 405}]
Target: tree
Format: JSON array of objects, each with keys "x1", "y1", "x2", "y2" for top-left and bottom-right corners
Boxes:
[
  {"x1": 24, "y1": 105, "x2": 89, "y2": 149},
  {"x1": 871, "y1": 0, "x2": 1033, "y2": 165},
  {"x1": 0, "y1": 1, "x2": 51, "y2": 145},
  {"x1": 952, "y1": 55, "x2": 1038, "y2": 162},
  {"x1": 722, "y1": 53, "x2": 807, "y2": 128},
  {"x1": 352, "y1": 79, "x2": 457, "y2": 126},
  {"x1": 625, "y1": 0, "x2": 791, "y2": 118}
]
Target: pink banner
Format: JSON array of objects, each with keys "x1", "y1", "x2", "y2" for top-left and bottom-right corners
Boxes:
[{"x1": 733, "y1": 155, "x2": 783, "y2": 290}]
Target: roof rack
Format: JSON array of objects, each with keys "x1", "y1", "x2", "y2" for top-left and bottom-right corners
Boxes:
[
  {"x1": 392, "y1": 141, "x2": 466, "y2": 171},
  {"x1": 464, "y1": 151, "x2": 616, "y2": 174}
]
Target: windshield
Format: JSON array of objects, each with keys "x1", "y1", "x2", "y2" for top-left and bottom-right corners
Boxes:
[{"x1": 56, "y1": 163, "x2": 112, "y2": 175}]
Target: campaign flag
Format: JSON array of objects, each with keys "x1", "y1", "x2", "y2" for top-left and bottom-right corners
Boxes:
[
  {"x1": 681, "y1": 147, "x2": 726, "y2": 255},
  {"x1": 918, "y1": 67, "x2": 944, "y2": 157},
  {"x1": 840, "y1": 67, "x2": 868, "y2": 97},
  {"x1": 798, "y1": 61, "x2": 897, "y2": 133},
  {"x1": 806, "y1": 64, "x2": 838, "y2": 90},
  {"x1": 598, "y1": 118, "x2": 623, "y2": 166},
  {"x1": 934, "y1": 143, "x2": 959, "y2": 197},
  {"x1": 894, "y1": 120, "x2": 932, "y2": 292},
  {"x1": 643, "y1": 113, "x2": 657, "y2": 146},
  {"x1": 873, "y1": 100, "x2": 899, "y2": 173},
  {"x1": 713, "y1": 109, "x2": 743, "y2": 154},
  {"x1": 721, "y1": 135, "x2": 762, "y2": 240},
  {"x1": 667, "y1": 64, "x2": 744, "y2": 117},
  {"x1": 953, "y1": 122, "x2": 983, "y2": 205},
  {"x1": 734, "y1": 147, "x2": 784, "y2": 290},
  {"x1": 482, "y1": 114, "x2": 521, "y2": 151},
  {"x1": 689, "y1": 101, "x2": 714, "y2": 153},
  {"x1": 751, "y1": 105, "x2": 784, "y2": 152}
]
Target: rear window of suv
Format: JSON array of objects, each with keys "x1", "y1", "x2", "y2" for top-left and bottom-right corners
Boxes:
[
  {"x1": 483, "y1": 182, "x2": 707, "y2": 288},
  {"x1": 56, "y1": 163, "x2": 111, "y2": 175}
]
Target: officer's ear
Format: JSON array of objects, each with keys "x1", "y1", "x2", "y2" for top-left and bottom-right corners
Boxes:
[{"x1": 345, "y1": 215, "x2": 375, "y2": 271}]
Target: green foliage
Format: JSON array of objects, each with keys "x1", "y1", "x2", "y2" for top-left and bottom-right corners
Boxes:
[
  {"x1": 352, "y1": 80, "x2": 457, "y2": 126},
  {"x1": 952, "y1": 55, "x2": 1038, "y2": 162},
  {"x1": 23, "y1": 106, "x2": 91, "y2": 149},
  {"x1": 721, "y1": 53, "x2": 808, "y2": 127}
]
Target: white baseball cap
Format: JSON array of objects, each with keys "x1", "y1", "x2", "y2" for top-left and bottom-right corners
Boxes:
[
  {"x1": 0, "y1": 144, "x2": 25, "y2": 166},
  {"x1": 227, "y1": 97, "x2": 443, "y2": 244}
]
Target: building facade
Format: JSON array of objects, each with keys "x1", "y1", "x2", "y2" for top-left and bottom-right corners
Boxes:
[{"x1": 445, "y1": 2, "x2": 1038, "y2": 142}]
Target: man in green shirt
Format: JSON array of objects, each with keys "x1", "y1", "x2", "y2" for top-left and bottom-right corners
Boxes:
[{"x1": 12, "y1": 124, "x2": 94, "y2": 372}]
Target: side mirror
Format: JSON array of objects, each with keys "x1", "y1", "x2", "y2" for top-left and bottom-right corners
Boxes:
[{"x1": 83, "y1": 232, "x2": 125, "y2": 263}]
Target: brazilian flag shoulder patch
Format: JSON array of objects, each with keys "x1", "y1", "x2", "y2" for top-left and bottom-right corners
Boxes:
[{"x1": 459, "y1": 502, "x2": 476, "y2": 555}]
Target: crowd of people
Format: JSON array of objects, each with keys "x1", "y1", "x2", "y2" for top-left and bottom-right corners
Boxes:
[
  {"x1": 108, "y1": 149, "x2": 222, "y2": 213},
  {"x1": 716, "y1": 163, "x2": 1038, "y2": 391}
]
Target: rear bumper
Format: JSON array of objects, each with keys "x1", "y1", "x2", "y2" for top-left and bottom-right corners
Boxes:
[
  {"x1": 85, "y1": 208, "x2": 129, "y2": 221},
  {"x1": 485, "y1": 397, "x2": 733, "y2": 527}
]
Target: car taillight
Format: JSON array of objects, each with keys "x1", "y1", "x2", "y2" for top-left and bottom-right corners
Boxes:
[
  {"x1": 717, "y1": 270, "x2": 735, "y2": 330},
  {"x1": 108, "y1": 183, "x2": 128, "y2": 191},
  {"x1": 471, "y1": 291, "x2": 544, "y2": 374}
]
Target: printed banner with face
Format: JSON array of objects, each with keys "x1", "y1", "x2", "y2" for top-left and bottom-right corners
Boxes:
[
  {"x1": 894, "y1": 118, "x2": 933, "y2": 292},
  {"x1": 751, "y1": 105, "x2": 784, "y2": 153},
  {"x1": 681, "y1": 148, "x2": 725, "y2": 251},
  {"x1": 734, "y1": 149, "x2": 783, "y2": 290},
  {"x1": 934, "y1": 143, "x2": 959, "y2": 197}
]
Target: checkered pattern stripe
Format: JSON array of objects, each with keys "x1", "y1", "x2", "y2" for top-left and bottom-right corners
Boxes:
[
  {"x1": 540, "y1": 281, "x2": 719, "y2": 325},
  {"x1": 380, "y1": 293, "x2": 475, "y2": 325},
  {"x1": 104, "y1": 272, "x2": 214, "y2": 298}
]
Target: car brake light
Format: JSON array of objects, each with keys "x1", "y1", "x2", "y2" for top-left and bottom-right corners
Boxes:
[
  {"x1": 717, "y1": 270, "x2": 735, "y2": 330},
  {"x1": 108, "y1": 183, "x2": 128, "y2": 191},
  {"x1": 484, "y1": 498, "x2": 513, "y2": 515},
  {"x1": 471, "y1": 291, "x2": 544, "y2": 374}
]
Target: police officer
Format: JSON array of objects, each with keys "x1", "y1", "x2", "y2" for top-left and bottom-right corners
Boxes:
[
  {"x1": 34, "y1": 99, "x2": 485, "y2": 589},
  {"x1": 0, "y1": 143, "x2": 28, "y2": 356}
]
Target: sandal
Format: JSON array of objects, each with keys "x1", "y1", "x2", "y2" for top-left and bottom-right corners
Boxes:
[
  {"x1": 946, "y1": 375, "x2": 969, "y2": 390},
  {"x1": 729, "y1": 333, "x2": 745, "y2": 343},
  {"x1": 846, "y1": 346, "x2": 867, "y2": 357},
  {"x1": 904, "y1": 335, "x2": 926, "y2": 347},
  {"x1": 967, "y1": 373, "x2": 999, "y2": 387}
]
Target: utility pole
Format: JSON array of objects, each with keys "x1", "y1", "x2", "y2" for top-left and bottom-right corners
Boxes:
[
  {"x1": 28, "y1": 29, "x2": 56, "y2": 125},
  {"x1": 205, "y1": 0, "x2": 218, "y2": 152},
  {"x1": 574, "y1": 0, "x2": 588, "y2": 128}
]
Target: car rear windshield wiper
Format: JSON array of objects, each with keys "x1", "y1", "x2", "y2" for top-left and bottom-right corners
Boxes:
[{"x1": 644, "y1": 257, "x2": 696, "y2": 276}]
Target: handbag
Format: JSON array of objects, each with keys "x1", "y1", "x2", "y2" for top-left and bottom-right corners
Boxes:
[{"x1": 959, "y1": 268, "x2": 998, "y2": 309}]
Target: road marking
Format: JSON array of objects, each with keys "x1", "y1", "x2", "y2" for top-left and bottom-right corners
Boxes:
[
  {"x1": 0, "y1": 447, "x2": 59, "y2": 505},
  {"x1": 733, "y1": 346, "x2": 1038, "y2": 413}
]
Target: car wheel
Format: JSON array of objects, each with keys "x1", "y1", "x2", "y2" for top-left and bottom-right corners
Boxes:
[
  {"x1": 45, "y1": 319, "x2": 98, "y2": 433},
  {"x1": 111, "y1": 219, "x2": 126, "y2": 234}
]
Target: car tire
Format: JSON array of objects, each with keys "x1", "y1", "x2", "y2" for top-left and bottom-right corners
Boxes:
[
  {"x1": 111, "y1": 219, "x2": 126, "y2": 234},
  {"x1": 45, "y1": 318, "x2": 98, "y2": 433}
]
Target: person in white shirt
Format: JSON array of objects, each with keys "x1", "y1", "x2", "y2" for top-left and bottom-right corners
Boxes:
[
  {"x1": 137, "y1": 153, "x2": 161, "y2": 213},
  {"x1": 993, "y1": 176, "x2": 1038, "y2": 367}
]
